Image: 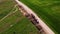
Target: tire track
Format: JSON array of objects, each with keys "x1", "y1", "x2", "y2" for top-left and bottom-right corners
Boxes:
[{"x1": 0, "y1": 5, "x2": 18, "y2": 22}]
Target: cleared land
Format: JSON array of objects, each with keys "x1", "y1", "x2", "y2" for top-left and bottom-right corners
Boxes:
[
  {"x1": 0, "y1": 0, "x2": 40, "y2": 34},
  {"x1": 20, "y1": 0, "x2": 60, "y2": 34}
]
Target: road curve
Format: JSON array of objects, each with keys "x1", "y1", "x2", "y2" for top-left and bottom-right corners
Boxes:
[{"x1": 15, "y1": 0, "x2": 55, "y2": 34}]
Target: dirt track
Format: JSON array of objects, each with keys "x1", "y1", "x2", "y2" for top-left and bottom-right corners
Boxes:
[
  {"x1": 0, "y1": 5, "x2": 17, "y2": 22},
  {"x1": 15, "y1": 0, "x2": 55, "y2": 34}
]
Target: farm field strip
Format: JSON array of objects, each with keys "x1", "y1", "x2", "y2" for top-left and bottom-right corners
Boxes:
[{"x1": 0, "y1": 16, "x2": 23, "y2": 34}]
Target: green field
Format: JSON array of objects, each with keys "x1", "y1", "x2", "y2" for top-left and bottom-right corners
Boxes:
[
  {"x1": 0, "y1": 0, "x2": 40, "y2": 34},
  {"x1": 20, "y1": 0, "x2": 60, "y2": 34},
  {"x1": 0, "y1": 0, "x2": 60, "y2": 34}
]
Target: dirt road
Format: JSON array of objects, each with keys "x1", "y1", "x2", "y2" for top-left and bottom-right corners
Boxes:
[{"x1": 15, "y1": 0, "x2": 55, "y2": 34}]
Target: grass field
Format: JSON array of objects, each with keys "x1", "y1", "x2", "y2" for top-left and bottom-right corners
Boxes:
[
  {"x1": 0, "y1": 0, "x2": 40, "y2": 34},
  {"x1": 19, "y1": 0, "x2": 60, "y2": 34}
]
